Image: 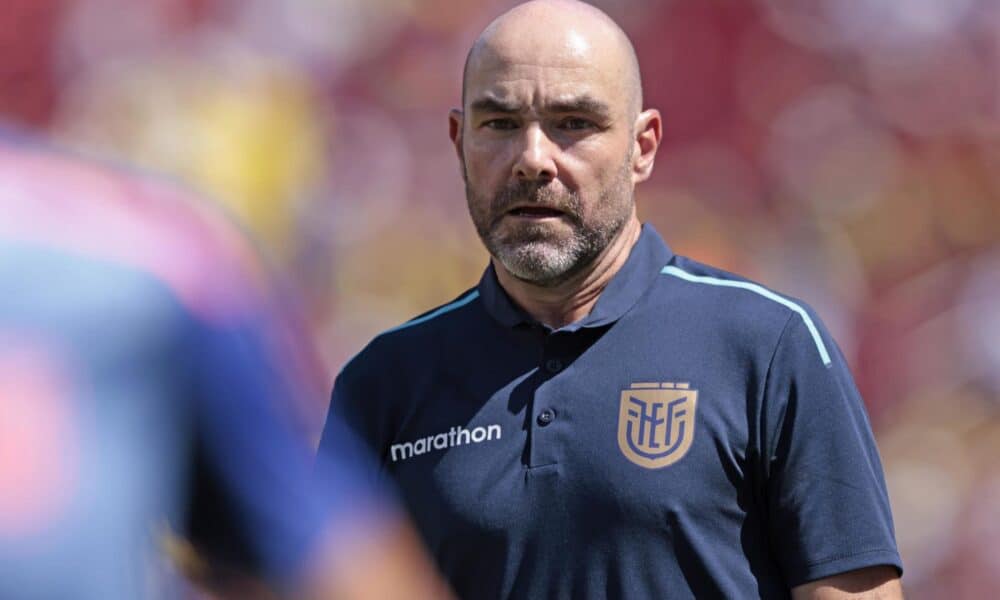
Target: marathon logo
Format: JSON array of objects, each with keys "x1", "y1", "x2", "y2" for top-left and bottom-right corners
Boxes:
[{"x1": 389, "y1": 424, "x2": 502, "y2": 462}]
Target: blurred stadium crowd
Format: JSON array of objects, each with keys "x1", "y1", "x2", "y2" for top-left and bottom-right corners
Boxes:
[{"x1": 1, "y1": 0, "x2": 998, "y2": 596}]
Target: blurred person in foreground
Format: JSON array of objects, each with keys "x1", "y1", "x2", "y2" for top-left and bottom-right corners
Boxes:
[
  {"x1": 0, "y1": 134, "x2": 451, "y2": 600},
  {"x1": 318, "y1": 1, "x2": 903, "y2": 598}
]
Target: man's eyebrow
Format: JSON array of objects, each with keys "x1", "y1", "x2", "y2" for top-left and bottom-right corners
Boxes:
[
  {"x1": 469, "y1": 97, "x2": 521, "y2": 114},
  {"x1": 468, "y1": 96, "x2": 613, "y2": 118},
  {"x1": 546, "y1": 96, "x2": 613, "y2": 118}
]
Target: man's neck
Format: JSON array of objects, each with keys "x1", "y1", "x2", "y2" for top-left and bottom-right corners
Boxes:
[{"x1": 494, "y1": 217, "x2": 642, "y2": 330}]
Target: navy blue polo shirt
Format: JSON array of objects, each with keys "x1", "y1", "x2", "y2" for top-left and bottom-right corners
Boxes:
[{"x1": 320, "y1": 224, "x2": 902, "y2": 599}]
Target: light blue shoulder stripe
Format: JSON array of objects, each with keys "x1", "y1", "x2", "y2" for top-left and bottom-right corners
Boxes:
[
  {"x1": 383, "y1": 290, "x2": 480, "y2": 335},
  {"x1": 660, "y1": 265, "x2": 832, "y2": 367}
]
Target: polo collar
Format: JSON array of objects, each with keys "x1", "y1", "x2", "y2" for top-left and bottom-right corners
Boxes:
[{"x1": 478, "y1": 223, "x2": 674, "y2": 332}]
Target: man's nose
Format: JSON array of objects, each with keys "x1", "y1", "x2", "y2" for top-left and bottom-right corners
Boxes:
[{"x1": 512, "y1": 123, "x2": 557, "y2": 182}]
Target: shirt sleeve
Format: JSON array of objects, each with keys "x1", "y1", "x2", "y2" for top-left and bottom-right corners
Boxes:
[
  {"x1": 761, "y1": 311, "x2": 903, "y2": 587},
  {"x1": 187, "y1": 296, "x2": 392, "y2": 584},
  {"x1": 317, "y1": 360, "x2": 388, "y2": 489}
]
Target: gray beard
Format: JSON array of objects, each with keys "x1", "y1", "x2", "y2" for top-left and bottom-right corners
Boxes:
[
  {"x1": 466, "y1": 164, "x2": 633, "y2": 288},
  {"x1": 487, "y1": 214, "x2": 618, "y2": 288}
]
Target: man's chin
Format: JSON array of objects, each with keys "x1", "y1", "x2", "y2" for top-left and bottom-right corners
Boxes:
[{"x1": 492, "y1": 243, "x2": 582, "y2": 287}]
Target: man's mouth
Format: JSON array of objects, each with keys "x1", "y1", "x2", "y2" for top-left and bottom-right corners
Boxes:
[{"x1": 506, "y1": 206, "x2": 566, "y2": 219}]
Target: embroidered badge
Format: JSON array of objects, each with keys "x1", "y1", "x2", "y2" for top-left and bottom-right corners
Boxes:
[{"x1": 617, "y1": 382, "x2": 697, "y2": 469}]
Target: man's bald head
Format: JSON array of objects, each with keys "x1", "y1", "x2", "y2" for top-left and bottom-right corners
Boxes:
[
  {"x1": 461, "y1": 0, "x2": 643, "y2": 120},
  {"x1": 450, "y1": 0, "x2": 663, "y2": 290}
]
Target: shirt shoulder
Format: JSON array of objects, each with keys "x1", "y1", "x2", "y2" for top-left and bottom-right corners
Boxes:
[
  {"x1": 339, "y1": 287, "x2": 483, "y2": 381},
  {"x1": 652, "y1": 255, "x2": 834, "y2": 368}
]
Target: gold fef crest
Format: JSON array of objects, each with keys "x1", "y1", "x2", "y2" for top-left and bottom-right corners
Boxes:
[{"x1": 617, "y1": 382, "x2": 697, "y2": 469}]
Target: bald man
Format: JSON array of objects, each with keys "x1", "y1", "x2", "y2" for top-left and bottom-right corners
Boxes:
[{"x1": 318, "y1": 1, "x2": 904, "y2": 598}]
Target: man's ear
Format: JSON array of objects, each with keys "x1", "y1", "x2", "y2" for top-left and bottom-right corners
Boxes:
[
  {"x1": 449, "y1": 109, "x2": 464, "y2": 163},
  {"x1": 631, "y1": 109, "x2": 662, "y2": 184}
]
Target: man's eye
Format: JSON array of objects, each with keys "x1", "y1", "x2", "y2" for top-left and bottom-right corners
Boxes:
[
  {"x1": 483, "y1": 119, "x2": 518, "y2": 130},
  {"x1": 560, "y1": 118, "x2": 595, "y2": 131}
]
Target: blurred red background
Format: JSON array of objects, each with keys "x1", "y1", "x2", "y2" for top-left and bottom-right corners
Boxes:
[{"x1": 2, "y1": 0, "x2": 998, "y2": 595}]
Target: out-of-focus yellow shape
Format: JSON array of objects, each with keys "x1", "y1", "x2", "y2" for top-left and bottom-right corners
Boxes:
[
  {"x1": 189, "y1": 68, "x2": 325, "y2": 255},
  {"x1": 55, "y1": 53, "x2": 326, "y2": 258}
]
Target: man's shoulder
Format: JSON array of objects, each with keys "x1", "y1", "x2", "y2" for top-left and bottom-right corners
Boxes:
[
  {"x1": 339, "y1": 287, "x2": 483, "y2": 377},
  {"x1": 650, "y1": 254, "x2": 829, "y2": 353},
  {"x1": 658, "y1": 255, "x2": 814, "y2": 310}
]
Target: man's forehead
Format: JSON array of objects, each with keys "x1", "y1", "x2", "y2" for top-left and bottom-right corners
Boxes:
[
  {"x1": 468, "y1": 60, "x2": 603, "y2": 88},
  {"x1": 465, "y1": 51, "x2": 621, "y2": 110},
  {"x1": 467, "y1": 83, "x2": 611, "y2": 116}
]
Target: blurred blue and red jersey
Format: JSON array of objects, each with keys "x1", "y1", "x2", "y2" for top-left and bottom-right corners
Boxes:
[{"x1": 0, "y1": 135, "x2": 390, "y2": 598}]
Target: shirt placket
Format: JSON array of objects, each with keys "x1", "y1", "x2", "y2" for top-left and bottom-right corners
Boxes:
[{"x1": 528, "y1": 331, "x2": 575, "y2": 468}]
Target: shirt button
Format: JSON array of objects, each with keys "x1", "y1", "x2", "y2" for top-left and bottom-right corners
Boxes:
[
  {"x1": 544, "y1": 358, "x2": 563, "y2": 373},
  {"x1": 537, "y1": 409, "x2": 555, "y2": 426}
]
